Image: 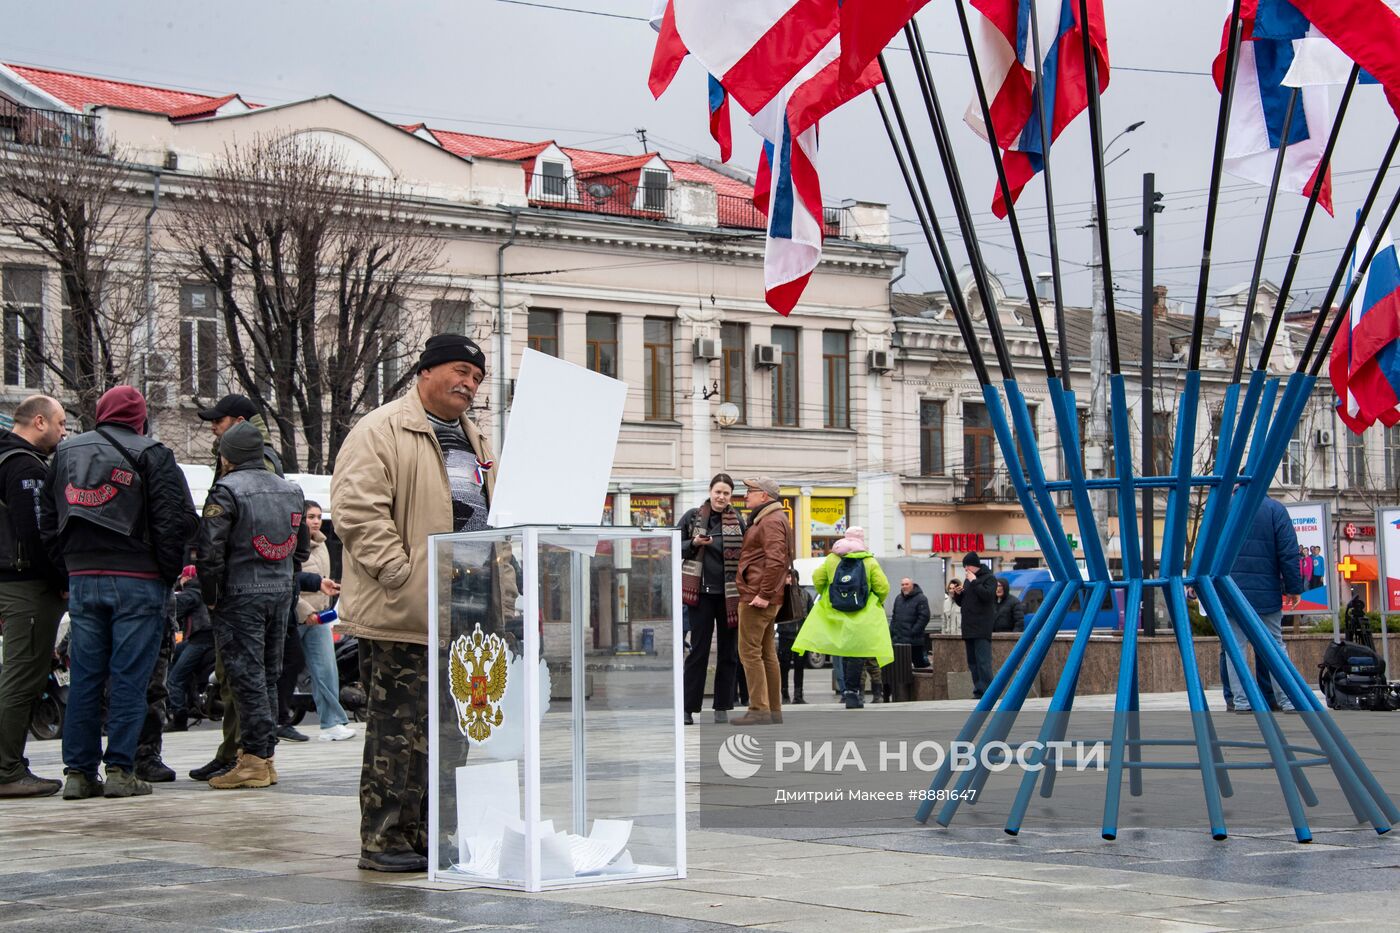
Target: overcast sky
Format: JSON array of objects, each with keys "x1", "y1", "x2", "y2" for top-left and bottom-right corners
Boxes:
[{"x1": 5, "y1": 0, "x2": 1397, "y2": 310}]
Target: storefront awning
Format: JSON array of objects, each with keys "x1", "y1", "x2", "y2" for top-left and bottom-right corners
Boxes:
[{"x1": 1339, "y1": 554, "x2": 1378, "y2": 583}]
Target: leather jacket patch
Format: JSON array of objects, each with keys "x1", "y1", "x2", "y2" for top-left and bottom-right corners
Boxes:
[{"x1": 65, "y1": 482, "x2": 118, "y2": 507}]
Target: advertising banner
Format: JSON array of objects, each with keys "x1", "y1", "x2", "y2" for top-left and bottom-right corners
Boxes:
[{"x1": 1284, "y1": 502, "x2": 1332, "y2": 614}]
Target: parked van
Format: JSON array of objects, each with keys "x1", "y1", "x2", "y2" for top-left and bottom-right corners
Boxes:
[{"x1": 1000, "y1": 569, "x2": 1124, "y2": 631}]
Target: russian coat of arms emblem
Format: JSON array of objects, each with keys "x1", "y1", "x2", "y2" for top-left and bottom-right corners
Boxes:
[{"x1": 448, "y1": 624, "x2": 509, "y2": 742}]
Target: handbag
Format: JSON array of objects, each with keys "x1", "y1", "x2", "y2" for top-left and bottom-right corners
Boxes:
[{"x1": 773, "y1": 575, "x2": 802, "y2": 624}]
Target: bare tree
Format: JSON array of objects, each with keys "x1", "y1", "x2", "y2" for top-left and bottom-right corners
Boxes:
[
  {"x1": 169, "y1": 136, "x2": 441, "y2": 472},
  {"x1": 0, "y1": 132, "x2": 150, "y2": 426}
]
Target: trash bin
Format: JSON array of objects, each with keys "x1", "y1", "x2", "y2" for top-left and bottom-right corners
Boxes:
[
  {"x1": 888, "y1": 643, "x2": 914, "y2": 702},
  {"x1": 640, "y1": 627, "x2": 655, "y2": 655}
]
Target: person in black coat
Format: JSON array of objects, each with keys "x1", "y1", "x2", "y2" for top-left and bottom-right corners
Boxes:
[
  {"x1": 949, "y1": 552, "x2": 997, "y2": 699},
  {"x1": 889, "y1": 578, "x2": 931, "y2": 668},
  {"x1": 678, "y1": 473, "x2": 747, "y2": 725},
  {"x1": 992, "y1": 578, "x2": 1025, "y2": 634},
  {"x1": 165, "y1": 568, "x2": 213, "y2": 731}
]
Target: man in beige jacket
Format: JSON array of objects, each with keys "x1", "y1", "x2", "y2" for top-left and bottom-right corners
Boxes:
[
  {"x1": 733, "y1": 476, "x2": 792, "y2": 726},
  {"x1": 331, "y1": 334, "x2": 496, "y2": 874}
]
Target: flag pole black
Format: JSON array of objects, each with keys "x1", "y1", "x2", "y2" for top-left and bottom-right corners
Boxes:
[
  {"x1": 1027, "y1": 0, "x2": 1072, "y2": 385},
  {"x1": 1188, "y1": 0, "x2": 1246, "y2": 371},
  {"x1": 1297, "y1": 126, "x2": 1400, "y2": 373},
  {"x1": 1229, "y1": 87, "x2": 1300, "y2": 383},
  {"x1": 902, "y1": 21, "x2": 1017, "y2": 381},
  {"x1": 1309, "y1": 182, "x2": 1400, "y2": 375},
  {"x1": 949, "y1": 0, "x2": 1057, "y2": 378},
  {"x1": 1076, "y1": 0, "x2": 1122, "y2": 374},
  {"x1": 1255, "y1": 65, "x2": 1361, "y2": 373},
  {"x1": 871, "y1": 80, "x2": 992, "y2": 386}
]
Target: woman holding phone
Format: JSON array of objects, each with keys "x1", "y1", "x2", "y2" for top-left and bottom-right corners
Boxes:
[{"x1": 678, "y1": 473, "x2": 747, "y2": 725}]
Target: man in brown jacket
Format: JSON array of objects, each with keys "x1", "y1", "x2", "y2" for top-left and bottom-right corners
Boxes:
[
  {"x1": 332, "y1": 334, "x2": 497, "y2": 874},
  {"x1": 733, "y1": 476, "x2": 791, "y2": 726}
]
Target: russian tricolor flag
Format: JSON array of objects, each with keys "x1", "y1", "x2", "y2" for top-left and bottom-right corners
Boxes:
[
  {"x1": 1287, "y1": 0, "x2": 1400, "y2": 117},
  {"x1": 963, "y1": 0, "x2": 1036, "y2": 155},
  {"x1": 1331, "y1": 221, "x2": 1400, "y2": 431},
  {"x1": 1214, "y1": 0, "x2": 1333, "y2": 214},
  {"x1": 708, "y1": 76, "x2": 733, "y2": 163},
  {"x1": 973, "y1": 0, "x2": 1109, "y2": 219}
]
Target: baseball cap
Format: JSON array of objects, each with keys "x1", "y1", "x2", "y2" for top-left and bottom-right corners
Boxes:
[{"x1": 197, "y1": 394, "x2": 258, "y2": 422}]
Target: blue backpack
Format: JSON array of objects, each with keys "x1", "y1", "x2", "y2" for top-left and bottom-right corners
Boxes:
[{"x1": 828, "y1": 556, "x2": 870, "y2": 612}]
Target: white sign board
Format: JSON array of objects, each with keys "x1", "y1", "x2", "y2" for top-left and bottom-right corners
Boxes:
[
  {"x1": 1377, "y1": 507, "x2": 1400, "y2": 666},
  {"x1": 487, "y1": 349, "x2": 627, "y2": 527},
  {"x1": 1284, "y1": 501, "x2": 1333, "y2": 615}
]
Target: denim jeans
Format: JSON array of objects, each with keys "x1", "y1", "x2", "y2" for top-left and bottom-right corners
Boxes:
[
  {"x1": 166, "y1": 630, "x2": 215, "y2": 718},
  {"x1": 964, "y1": 638, "x2": 993, "y2": 698},
  {"x1": 1218, "y1": 646, "x2": 1278, "y2": 710},
  {"x1": 1223, "y1": 609, "x2": 1294, "y2": 711},
  {"x1": 63, "y1": 575, "x2": 168, "y2": 776},
  {"x1": 299, "y1": 622, "x2": 349, "y2": 729}
]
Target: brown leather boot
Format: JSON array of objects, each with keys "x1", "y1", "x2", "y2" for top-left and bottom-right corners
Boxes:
[
  {"x1": 208, "y1": 752, "x2": 273, "y2": 790},
  {"x1": 730, "y1": 711, "x2": 773, "y2": 726}
]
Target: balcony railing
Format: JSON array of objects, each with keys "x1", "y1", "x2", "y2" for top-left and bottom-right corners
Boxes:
[
  {"x1": 952, "y1": 470, "x2": 1019, "y2": 505},
  {"x1": 0, "y1": 100, "x2": 97, "y2": 152},
  {"x1": 526, "y1": 172, "x2": 673, "y2": 223},
  {"x1": 714, "y1": 192, "x2": 853, "y2": 238}
]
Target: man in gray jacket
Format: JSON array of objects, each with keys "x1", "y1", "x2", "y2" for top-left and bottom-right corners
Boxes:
[{"x1": 196, "y1": 422, "x2": 307, "y2": 790}]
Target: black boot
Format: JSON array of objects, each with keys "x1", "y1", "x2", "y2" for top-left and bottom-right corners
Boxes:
[
  {"x1": 164, "y1": 712, "x2": 189, "y2": 733},
  {"x1": 792, "y1": 690, "x2": 806, "y2": 705},
  {"x1": 189, "y1": 758, "x2": 233, "y2": 781},
  {"x1": 136, "y1": 759, "x2": 177, "y2": 783},
  {"x1": 358, "y1": 850, "x2": 428, "y2": 873}
]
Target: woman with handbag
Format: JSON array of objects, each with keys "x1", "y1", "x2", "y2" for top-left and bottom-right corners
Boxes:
[{"x1": 678, "y1": 473, "x2": 746, "y2": 725}]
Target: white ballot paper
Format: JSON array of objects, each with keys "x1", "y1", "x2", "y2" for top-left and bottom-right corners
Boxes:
[
  {"x1": 454, "y1": 760, "x2": 635, "y2": 880},
  {"x1": 487, "y1": 349, "x2": 627, "y2": 527}
]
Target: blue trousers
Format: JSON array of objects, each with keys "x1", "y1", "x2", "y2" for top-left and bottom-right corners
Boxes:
[{"x1": 63, "y1": 575, "x2": 167, "y2": 775}]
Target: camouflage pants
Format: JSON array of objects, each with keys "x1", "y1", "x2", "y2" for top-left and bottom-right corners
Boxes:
[
  {"x1": 359, "y1": 637, "x2": 429, "y2": 856},
  {"x1": 212, "y1": 592, "x2": 291, "y2": 761},
  {"x1": 135, "y1": 621, "x2": 175, "y2": 767}
]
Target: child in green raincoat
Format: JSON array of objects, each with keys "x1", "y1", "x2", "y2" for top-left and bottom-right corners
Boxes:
[{"x1": 792, "y1": 527, "x2": 893, "y2": 708}]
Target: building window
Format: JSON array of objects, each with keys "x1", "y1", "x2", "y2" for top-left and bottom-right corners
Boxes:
[
  {"x1": 540, "y1": 160, "x2": 567, "y2": 198},
  {"x1": 1346, "y1": 431, "x2": 1367, "y2": 487},
  {"x1": 2, "y1": 268, "x2": 43, "y2": 389},
  {"x1": 720, "y1": 322, "x2": 746, "y2": 424},
  {"x1": 822, "y1": 330, "x2": 850, "y2": 428},
  {"x1": 527, "y1": 309, "x2": 559, "y2": 357},
  {"x1": 179, "y1": 283, "x2": 219, "y2": 397},
  {"x1": 1015, "y1": 404, "x2": 1038, "y2": 476},
  {"x1": 1151, "y1": 411, "x2": 1173, "y2": 476},
  {"x1": 1280, "y1": 423, "x2": 1305, "y2": 486},
  {"x1": 643, "y1": 317, "x2": 673, "y2": 421},
  {"x1": 771, "y1": 326, "x2": 799, "y2": 426},
  {"x1": 586, "y1": 313, "x2": 618, "y2": 379},
  {"x1": 365, "y1": 303, "x2": 405, "y2": 406},
  {"x1": 919, "y1": 399, "x2": 944, "y2": 475},
  {"x1": 640, "y1": 169, "x2": 668, "y2": 212},
  {"x1": 1386, "y1": 425, "x2": 1400, "y2": 487},
  {"x1": 963, "y1": 401, "x2": 996, "y2": 498},
  {"x1": 430, "y1": 299, "x2": 469, "y2": 336}
]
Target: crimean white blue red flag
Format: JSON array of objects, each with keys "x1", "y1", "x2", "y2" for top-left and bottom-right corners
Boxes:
[
  {"x1": 648, "y1": 0, "x2": 886, "y2": 313},
  {"x1": 708, "y1": 75, "x2": 733, "y2": 163},
  {"x1": 1213, "y1": 0, "x2": 1333, "y2": 215},
  {"x1": 1331, "y1": 220, "x2": 1400, "y2": 432},
  {"x1": 962, "y1": 0, "x2": 1036, "y2": 163},
  {"x1": 1285, "y1": 0, "x2": 1400, "y2": 117},
  {"x1": 968, "y1": 0, "x2": 1108, "y2": 218}
]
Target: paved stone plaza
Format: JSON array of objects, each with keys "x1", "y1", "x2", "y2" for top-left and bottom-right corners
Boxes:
[{"x1": 2, "y1": 692, "x2": 1397, "y2": 932}]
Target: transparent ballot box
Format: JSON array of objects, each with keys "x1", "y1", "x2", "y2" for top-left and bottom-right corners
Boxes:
[{"x1": 427, "y1": 525, "x2": 685, "y2": 891}]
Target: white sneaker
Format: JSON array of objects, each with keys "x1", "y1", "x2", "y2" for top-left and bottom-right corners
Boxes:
[{"x1": 319, "y1": 724, "x2": 356, "y2": 742}]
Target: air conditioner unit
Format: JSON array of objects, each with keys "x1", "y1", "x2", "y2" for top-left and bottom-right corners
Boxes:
[
  {"x1": 754, "y1": 343, "x2": 782, "y2": 367},
  {"x1": 1315, "y1": 428, "x2": 1334, "y2": 448},
  {"x1": 693, "y1": 337, "x2": 720, "y2": 361},
  {"x1": 868, "y1": 348, "x2": 893, "y2": 372}
]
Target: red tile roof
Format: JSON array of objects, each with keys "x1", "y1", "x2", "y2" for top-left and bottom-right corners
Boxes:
[
  {"x1": 6, "y1": 63, "x2": 248, "y2": 118},
  {"x1": 6, "y1": 63, "x2": 771, "y2": 228}
]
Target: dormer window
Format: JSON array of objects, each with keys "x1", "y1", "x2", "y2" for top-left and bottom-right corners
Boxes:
[
  {"x1": 640, "y1": 168, "x2": 668, "y2": 211},
  {"x1": 540, "y1": 160, "x2": 566, "y2": 198}
]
